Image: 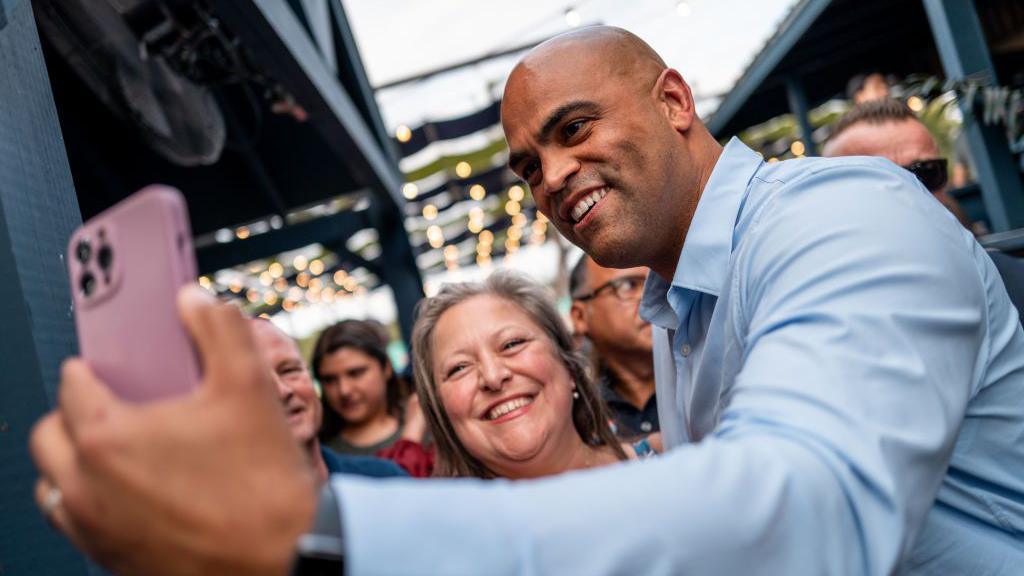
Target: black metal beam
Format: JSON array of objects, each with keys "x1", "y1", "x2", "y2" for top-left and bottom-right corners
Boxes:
[
  {"x1": 706, "y1": 0, "x2": 833, "y2": 137},
  {"x1": 373, "y1": 30, "x2": 566, "y2": 91},
  {"x1": 326, "y1": 0, "x2": 399, "y2": 164},
  {"x1": 367, "y1": 200, "x2": 425, "y2": 348},
  {"x1": 785, "y1": 75, "x2": 817, "y2": 156},
  {"x1": 0, "y1": 0, "x2": 90, "y2": 573},
  {"x1": 211, "y1": 0, "x2": 405, "y2": 208},
  {"x1": 196, "y1": 208, "x2": 371, "y2": 274},
  {"x1": 923, "y1": 0, "x2": 1024, "y2": 231}
]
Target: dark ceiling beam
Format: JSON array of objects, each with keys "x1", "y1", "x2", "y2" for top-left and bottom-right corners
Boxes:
[
  {"x1": 211, "y1": 0, "x2": 405, "y2": 208},
  {"x1": 706, "y1": 0, "x2": 833, "y2": 137},
  {"x1": 197, "y1": 208, "x2": 371, "y2": 274}
]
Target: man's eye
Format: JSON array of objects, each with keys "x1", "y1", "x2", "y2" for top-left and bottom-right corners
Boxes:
[
  {"x1": 563, "y1": 119, "x2": 587, "y2": 139},
  {"x1": 522, "y1": 160, "x2": 540, "y2": 181}
]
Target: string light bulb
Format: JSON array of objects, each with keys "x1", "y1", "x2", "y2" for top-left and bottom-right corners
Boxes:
[
  {"x1": 427, "y1": 225, "x2": 445, "y2": 248},
  {"x1": 455, "y1": 161, "x2": 472, "y2": 178},
  {"x1": 309, "y1": 259, "x2": 324, "y2": 276},
  {"x1": 402, "y1": 183, "x2": 419, "y2": 200},
  {"x1": 395, "y1": 124, "x2": 412, "y2": 143}
]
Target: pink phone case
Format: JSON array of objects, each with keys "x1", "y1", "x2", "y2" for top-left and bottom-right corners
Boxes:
[{"x1": 67, "y1": 185, "x2": 202, "y2": 402}]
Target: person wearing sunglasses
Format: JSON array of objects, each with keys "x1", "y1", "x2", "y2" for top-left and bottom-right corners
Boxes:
[
  {"x1": 823, "y1": 98, "x2": 967, "y2": 225},
  {"x1": 569, "y1": 255, "x2": 658, "y2": 439},
  {"x1": 824, "y1": 98, "x2": 1024, "y2": 322}
]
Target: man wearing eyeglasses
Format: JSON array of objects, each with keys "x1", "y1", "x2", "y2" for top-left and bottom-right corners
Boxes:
[
  {"x1": 824, "y1": 98, "x2": 1024, "y2": 320},
  {"x1": 569, "y1": 255, "x2": 657, "y2": 439}
]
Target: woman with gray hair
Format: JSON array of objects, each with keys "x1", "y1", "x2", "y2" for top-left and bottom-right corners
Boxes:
[{"x1": 411, "y1": 271, "x2": 636, "y2": 478}]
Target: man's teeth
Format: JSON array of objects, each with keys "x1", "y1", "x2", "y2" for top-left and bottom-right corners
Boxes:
[
  {"x1": 487, "y1": 396, "x2": 534, "y2": 420},
  {"x1": 570, "y1": 188, "x2": 608, "y2": 223}
]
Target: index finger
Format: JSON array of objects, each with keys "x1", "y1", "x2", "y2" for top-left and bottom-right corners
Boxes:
[{"x1": 58, "y1": 358, "x2": 121, "y2": 440}]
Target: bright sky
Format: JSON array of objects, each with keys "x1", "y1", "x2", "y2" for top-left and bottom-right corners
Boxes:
[{"x1": 343, "y1": 0, "x2": 797, "y2": 128}]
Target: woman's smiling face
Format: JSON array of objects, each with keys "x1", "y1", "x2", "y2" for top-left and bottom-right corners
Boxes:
[{"x1": 430, "y1": 294, "x2": 579, "y2": 478}]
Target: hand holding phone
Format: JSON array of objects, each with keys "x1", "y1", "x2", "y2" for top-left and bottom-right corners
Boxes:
[{"x1": 67, "y1": 185, "x2": 202, "y2": 402}]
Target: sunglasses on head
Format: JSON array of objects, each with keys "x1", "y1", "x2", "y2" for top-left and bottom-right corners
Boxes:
[{"x1": 902, "y1": 158, "x2": 948, "y2": 193}]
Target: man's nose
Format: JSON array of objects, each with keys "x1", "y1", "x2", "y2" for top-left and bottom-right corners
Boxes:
[
  {"x1": 478, "y1": 353, "x2": 511, "y2": 392},
  {"x1": 540, "y1": 150, "x2": 580, "y2": 197},
  {"x1": 274, "y1": 374, "x2": 291, "y2": 400}
]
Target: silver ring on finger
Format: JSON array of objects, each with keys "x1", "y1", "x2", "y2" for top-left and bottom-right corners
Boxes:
[{"x1": 42, "y1": 484, "x2": 63, "y2": 517}]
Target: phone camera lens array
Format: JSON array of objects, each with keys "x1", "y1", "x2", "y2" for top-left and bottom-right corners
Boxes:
[
  {"x1": 98, "y1": 245, "x2": 114, "y2": 271},
  {"x1": 76, "y1": 235, "x2": 114, "y2": 298},
  {"x1": 75, "y1": 240, "x2": 91, "y2": 263},
  {"x1": 80, "y1": 272, "x2": 97, "y2": 296}
]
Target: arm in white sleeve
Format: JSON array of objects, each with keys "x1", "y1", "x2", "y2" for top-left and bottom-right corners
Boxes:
[{"x1": 333, "y1": 162, "x2": 985, "y2": 575}]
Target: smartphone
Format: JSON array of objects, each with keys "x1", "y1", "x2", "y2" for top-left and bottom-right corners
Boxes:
[{"x1": 67, "y1": 185, "x2": 202, "y2": 402}]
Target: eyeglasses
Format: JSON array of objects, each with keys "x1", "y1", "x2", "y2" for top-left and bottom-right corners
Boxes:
[
  {"x1": 575, "y1": 275, "x2": 646, "y2": 302},
  {"x1": 902, "y1": 158, "x2": 948, "y2": 193}
]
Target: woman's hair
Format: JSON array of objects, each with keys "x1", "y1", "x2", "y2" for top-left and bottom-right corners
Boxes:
[
  {"x1": 312, "y1": 319, "x2": 405, "y2": 441},
  {"x1": 411, "y1": 270, "x2": 626, "y2": 478}
]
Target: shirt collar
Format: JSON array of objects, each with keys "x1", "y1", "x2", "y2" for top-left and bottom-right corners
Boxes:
[{"x1": 639, "y1": 137, "x2": 763, "y2": 323}]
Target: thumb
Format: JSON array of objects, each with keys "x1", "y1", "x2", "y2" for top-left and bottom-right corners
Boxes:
[{"x1": 177, "y1": 285, "x2": 271, "y2": 397}]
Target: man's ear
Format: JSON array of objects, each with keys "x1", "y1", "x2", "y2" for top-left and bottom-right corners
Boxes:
[
  {"x1": 654, "y1": 68, "x2": 695, "y2": 134},
  {"x1": 570, "y1": 301, "x2": 589, "y2": 338}
]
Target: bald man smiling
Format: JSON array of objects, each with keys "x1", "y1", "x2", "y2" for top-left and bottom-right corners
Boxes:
[{"x1": 31, "y1": 27, "x2": 1024, "y2": 576}]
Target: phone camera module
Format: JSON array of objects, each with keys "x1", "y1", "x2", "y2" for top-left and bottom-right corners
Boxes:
[
  {"x1": 97, "y1": 245, "x2": 114, "y2": 270},
  {"x1": 75, "y1": 240, "x2": 92, "y2": 263},
  {"x1": 80, "y1": 272, "x2": 97, "y2": 297}
]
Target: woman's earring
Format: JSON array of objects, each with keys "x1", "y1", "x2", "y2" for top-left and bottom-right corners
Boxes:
[{"x1": 572, "y1": 389, "x2": 580, "y2": 400}]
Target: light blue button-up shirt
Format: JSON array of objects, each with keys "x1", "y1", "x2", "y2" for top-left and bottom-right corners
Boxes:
[{"x1": 332, "y1": 138, "x2": 1024, "y2": 575}]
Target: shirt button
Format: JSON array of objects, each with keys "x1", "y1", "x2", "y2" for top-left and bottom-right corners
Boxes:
[
  {"x1": 640, "y1": 421, "x2": 653, "y2": 433},
  {"x1": 680, "y1": 344, "x2": 691, "y2": 357}
]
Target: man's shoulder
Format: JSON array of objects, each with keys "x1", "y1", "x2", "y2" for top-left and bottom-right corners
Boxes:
[
  {"x1": 755, "y1": 154, "x2": 904, "y2": 189},
  {"x1": 319, "y1": 446, "x2": 408, "y2": 478}
]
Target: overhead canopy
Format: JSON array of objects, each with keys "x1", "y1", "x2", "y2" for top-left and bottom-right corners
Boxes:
[
  {"x1": 707, "y1": 0, "x2": 1024, "y2": 138},
  {"x1": 36, "y1": 0, "x2": 424, "y2": 340}
]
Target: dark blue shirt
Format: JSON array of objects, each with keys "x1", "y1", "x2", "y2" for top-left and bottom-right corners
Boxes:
[
  {"x1": 320, "y1": 446, "x2": 407, "y2": 478},
  {"x1": 599, "y1": 369, "x2": 658, "y2": 439}
]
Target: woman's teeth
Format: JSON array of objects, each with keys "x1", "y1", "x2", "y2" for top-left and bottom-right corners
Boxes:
[
  {"x1": 571, "y1": 188, "x2": 608, "y2": 223},
  {"x1": 487, "y1": 396, "x2": 534, "y2": 420}
]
